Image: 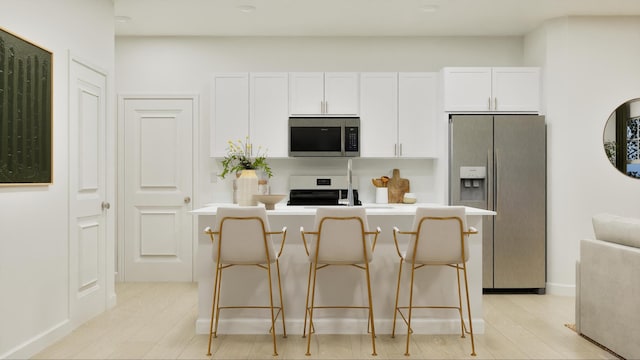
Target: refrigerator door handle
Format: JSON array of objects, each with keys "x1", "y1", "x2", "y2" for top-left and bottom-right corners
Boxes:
[
  {"x1": 487, "y1": 148, "x2": 494, "y2": 211},
  {"x1": 494, "y1": 150, "x2": 499, "y2": 213}
]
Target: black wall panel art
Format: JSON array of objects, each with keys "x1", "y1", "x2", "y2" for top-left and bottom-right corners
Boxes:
[{"x1": 0, "y1": 27, "x2": 52, "y2": 185}]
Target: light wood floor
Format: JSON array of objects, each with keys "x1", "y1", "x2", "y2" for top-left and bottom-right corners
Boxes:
[{"x1": 33, "y1": 282, "x2": 616, "y2": 359}]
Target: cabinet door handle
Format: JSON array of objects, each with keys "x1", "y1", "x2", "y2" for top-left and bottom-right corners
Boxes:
[
  {"x1": 324, "y1": 101, "x2": 328, "y2": 114},
  {"x1": 184, "y1": 196, "x2": 191, "y2": 204},
  {"x1": 494, "y1": 97, "x2": 498, "y2": 110},
  {"x1": 488, "y1": 97, "x2": 492, "y2": 110},
  {"x1": 101, "y1": 201, "x2": 111, "y2": 210},
  {"x1": 399, "y1": 143, "x2": 403, "y2": 156}
]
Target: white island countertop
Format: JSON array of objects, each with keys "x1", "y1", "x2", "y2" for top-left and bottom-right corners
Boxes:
[{"x1": 191, "y1": 202, "x2": 496, "y2": 216}]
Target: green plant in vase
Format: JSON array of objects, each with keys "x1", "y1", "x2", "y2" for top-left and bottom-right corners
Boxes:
[{"x1": 219, "y1": 138, "x2": 273, "y2": 179}]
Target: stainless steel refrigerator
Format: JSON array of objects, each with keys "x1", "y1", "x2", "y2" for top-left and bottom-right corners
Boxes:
[{"x1": 449, "y1": 114, "x2": 546, "y2": 293}]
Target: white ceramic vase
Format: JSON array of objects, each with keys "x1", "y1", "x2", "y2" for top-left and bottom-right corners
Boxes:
[{"x1": 236, "y1": 169, "x2": 259, "y2": 206}]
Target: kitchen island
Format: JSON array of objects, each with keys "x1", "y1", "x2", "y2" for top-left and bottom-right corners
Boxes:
[{"x1": 191, "y1": 203, "x2": 495, "y2": 335}]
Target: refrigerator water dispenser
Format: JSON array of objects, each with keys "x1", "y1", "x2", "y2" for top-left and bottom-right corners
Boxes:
[{"x1": 459, "y1": 166, "x2": 486, "y2": 201}]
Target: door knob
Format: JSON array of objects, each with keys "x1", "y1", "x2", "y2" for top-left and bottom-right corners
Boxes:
[
  {"x1": 101, "y1": 201, "x2": 111, "y2": 210},
  {"x1": 184, "y1": 196, "x2": 191, "y2": 204}
]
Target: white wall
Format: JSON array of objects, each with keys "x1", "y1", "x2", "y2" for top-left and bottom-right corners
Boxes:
[
  {"x1": 524, "y1": 16, "x2": 640, "y2": 295},
  {"x1": 115, "y1": 36, "x2": 523, "y2": 209},
  {"x1": 0, "y1": 1, "x2": 115, "y2": 358}
]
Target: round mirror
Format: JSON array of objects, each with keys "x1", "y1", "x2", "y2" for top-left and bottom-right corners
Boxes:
[{"x1": 604, "y1": 98, "x2": 640, "y2": 178}]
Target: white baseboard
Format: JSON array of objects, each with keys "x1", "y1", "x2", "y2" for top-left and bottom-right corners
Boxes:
[
  {"x1": 108, "y1": 292, "x2": 117, "y2": 309},
  {"x1": 545, "y1": 282, "x2": 576, "y2": 296},
  {"x1": 0, "y1": 319, "x2": 71, "y2": 360},
  {"x1": 195, "y1": 317, "x2": 485, "y2": 335}
]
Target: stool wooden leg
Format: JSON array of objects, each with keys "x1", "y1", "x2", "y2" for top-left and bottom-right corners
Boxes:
[
  {"x1": 302, "y1": 262, "x2": 312, "y2": 338},
  {"x1": 462, "y1": 263, "x2": 476, "y2": 356},
  {"x1": 305, "y1": 262, "x2": 319, "y2": 356},
  {"x1": 391, "y1": 259, "x2": 404, "y2": 338},
  {"x1": 266, "y1": 262, "x2": 278, "y2": 356},
  {"x1": 364, "y1": 261, "x2": 377, "y2": 356},
  {"x1": 276, "y1": 260, "x2": 287, "y2": 338},
  {"x1": 405, "y1": 264, "x2": 417, "y2": 356},
  {"x1": 207, "y1": 263, "x2": 221, "y2": 356}
]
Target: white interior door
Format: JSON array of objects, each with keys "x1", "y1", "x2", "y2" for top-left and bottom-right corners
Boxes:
[
  {"x1": 123, "y1": 98, "x2": 194, "y2": 281},
  {"x1": 69, "y1": 57, "x2": 108, "y2": 325}
]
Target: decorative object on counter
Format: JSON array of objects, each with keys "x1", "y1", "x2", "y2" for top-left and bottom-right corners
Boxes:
[
  {"x1": 371, "y1": 176, "x2": 389, "y2": 188},
  {"x1": 253, "y1": 194, "x2": 286, "y2": 210},
  {"x1": 219, "y1": 138, "x2": 273, "y2": 179},
  {"x1": 375, "y1": 187, "x2": 389, "y2": 204},
  {"x1": 237, "y1": 169, "x2": 259, "y2": 206},
  {"x1": 372, "y1": 175, "x2": 390, "y2": 204},
  {"x1": 258, "y1": 179, "x2": 269, "y2": 195},
  {"x1": 387, "y1": 169, "x2": 410, "y2": 203},
  {"x1": 403, "y1": 192, "x2": 417, "y2": 204},
  {"x1": 219, "y1": 138, "x2": 273, "y2": 206}
]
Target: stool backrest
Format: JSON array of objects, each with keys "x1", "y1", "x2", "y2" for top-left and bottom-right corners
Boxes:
[
  {"x1": 214, "y1": 207, "x2": 276, "y2": 264},
  {"x1": 310, "y1": 207, "x2": 373, "y2": 264},
  {"x1": 405, "y1": 206, "x2": 469, "y2": 265}
]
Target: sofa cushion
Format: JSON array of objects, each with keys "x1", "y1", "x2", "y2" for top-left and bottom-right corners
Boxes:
[{"x1": 592, "y1": 213, "x2": 640, "y2": 249}]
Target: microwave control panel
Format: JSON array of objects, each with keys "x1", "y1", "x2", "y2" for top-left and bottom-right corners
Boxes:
[{"x1": 345, "y1": 126, "x2": 359, "y2": 152}]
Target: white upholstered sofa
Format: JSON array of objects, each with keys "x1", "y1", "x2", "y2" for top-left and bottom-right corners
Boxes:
[{"x1": 576, "y1": 213, "x2": 640, "y2": 359}]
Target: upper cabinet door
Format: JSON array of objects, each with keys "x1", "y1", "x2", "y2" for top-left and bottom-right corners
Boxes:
[
  {"x1": 211, "y1": 73, "x2": 249, "y2": 157},
  {"x1": 324, "y1": 72, "x2": 359, "y2": 115},
  {"x1": 492, "y1": 67, "x2": 540, "y2": 112},
  {"x1": 398, "y1": 72, "x2": 438, "y2": 158},
  {"x1": 289, "y1": 72, "x2": 324, "y2": 115},
  {"x1": 443, "y1": 67, "x2": 492, "y2": 112},
  {"x1": 289, "y1": 72, "x2": 359, "y2": 115},
  {"x1": 359, "y1": 72, "x2": 398, "y2": 157},
  {"x1": 250, "y1": 73, "x2": 289, "y2": 158}
]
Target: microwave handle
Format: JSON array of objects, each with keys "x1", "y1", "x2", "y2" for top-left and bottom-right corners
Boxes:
[{"x1": 341, "y1": 125, "x2": 345, "y2": 155}]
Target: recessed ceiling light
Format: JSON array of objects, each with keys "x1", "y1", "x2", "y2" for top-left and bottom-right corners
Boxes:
[
  {"x1": 419, "y1": 5, "x2": 439, "y2": 13},
  {"x1": 115, "y1": 15, "x2": 132, "y2": 23},
  {"x1": 237, "y1": 5, "x2": 256, "y2": 13}
]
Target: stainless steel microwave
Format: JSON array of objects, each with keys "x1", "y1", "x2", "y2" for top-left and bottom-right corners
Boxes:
[{"x1": 288, "y1": 117, "x2": 360, "y2": 157}]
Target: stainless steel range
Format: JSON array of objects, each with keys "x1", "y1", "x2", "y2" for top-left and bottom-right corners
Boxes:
[{"x1": 288, "y1": 175, "x2": 361, "y2": 206}]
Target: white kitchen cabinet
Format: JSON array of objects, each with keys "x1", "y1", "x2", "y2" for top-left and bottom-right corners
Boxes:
[
  {"x1": 359, "y1": 72, "x2": 398, "y2": 157},
  {"x1": 398, "y1": 72, "x2": 438, "y2": 157},
  {"x1": 210, "y1": 73, "x2": 249, "y2": 157},
  {"x1": 360, "y1": 72, "x2": 438, "y2": 158},
  {"x1": 443, "y1": 67, "x2": 540, "y2": 112},
  {"x1": 289, "y1": 72, "x2": 359, "y2": 115},
  {"x1": 250, "y1": 73, "x2": 289, "y2": 158}
]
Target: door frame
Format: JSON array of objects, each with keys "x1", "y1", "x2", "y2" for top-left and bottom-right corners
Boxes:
[{"x1": 116, "y1": 94, "x2": 200, "y2": 282}]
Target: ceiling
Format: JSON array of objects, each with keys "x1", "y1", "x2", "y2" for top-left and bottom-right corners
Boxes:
[{"x1": 114, "y1": 0, "x2": 640, "y2": 37}]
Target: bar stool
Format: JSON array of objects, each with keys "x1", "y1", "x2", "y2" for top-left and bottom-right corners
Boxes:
[
  {"x1": 391, "y1": 206, "x2": 478, "y2": 356},
  {"x1": 300, "y1": 207, "x2": 380, "y2": 356},
  {"x1": 204, "y1": 206, "x2": 287, "y2": 356}
]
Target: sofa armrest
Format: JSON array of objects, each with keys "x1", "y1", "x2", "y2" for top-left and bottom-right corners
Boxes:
[{"x1": 578, "y1": 238, "x2": 640, "y2": 359}]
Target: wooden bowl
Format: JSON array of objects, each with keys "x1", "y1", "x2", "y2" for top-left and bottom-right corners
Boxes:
[{"x1": 253, "y1": 194, "x2": 287, "y2": 210}]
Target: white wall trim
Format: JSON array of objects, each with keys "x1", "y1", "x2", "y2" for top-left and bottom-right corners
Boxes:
[
  {"x1": 0, "y1": 320, "x2": 71, "y2": 360},
  {"x1": 545, "y1": 282, "x2": 576, "y2": 296}
]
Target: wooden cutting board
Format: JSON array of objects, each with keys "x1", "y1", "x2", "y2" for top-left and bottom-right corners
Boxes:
[{"x1": 387, "y1": 169, "x2": 410, "y2": 203}]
